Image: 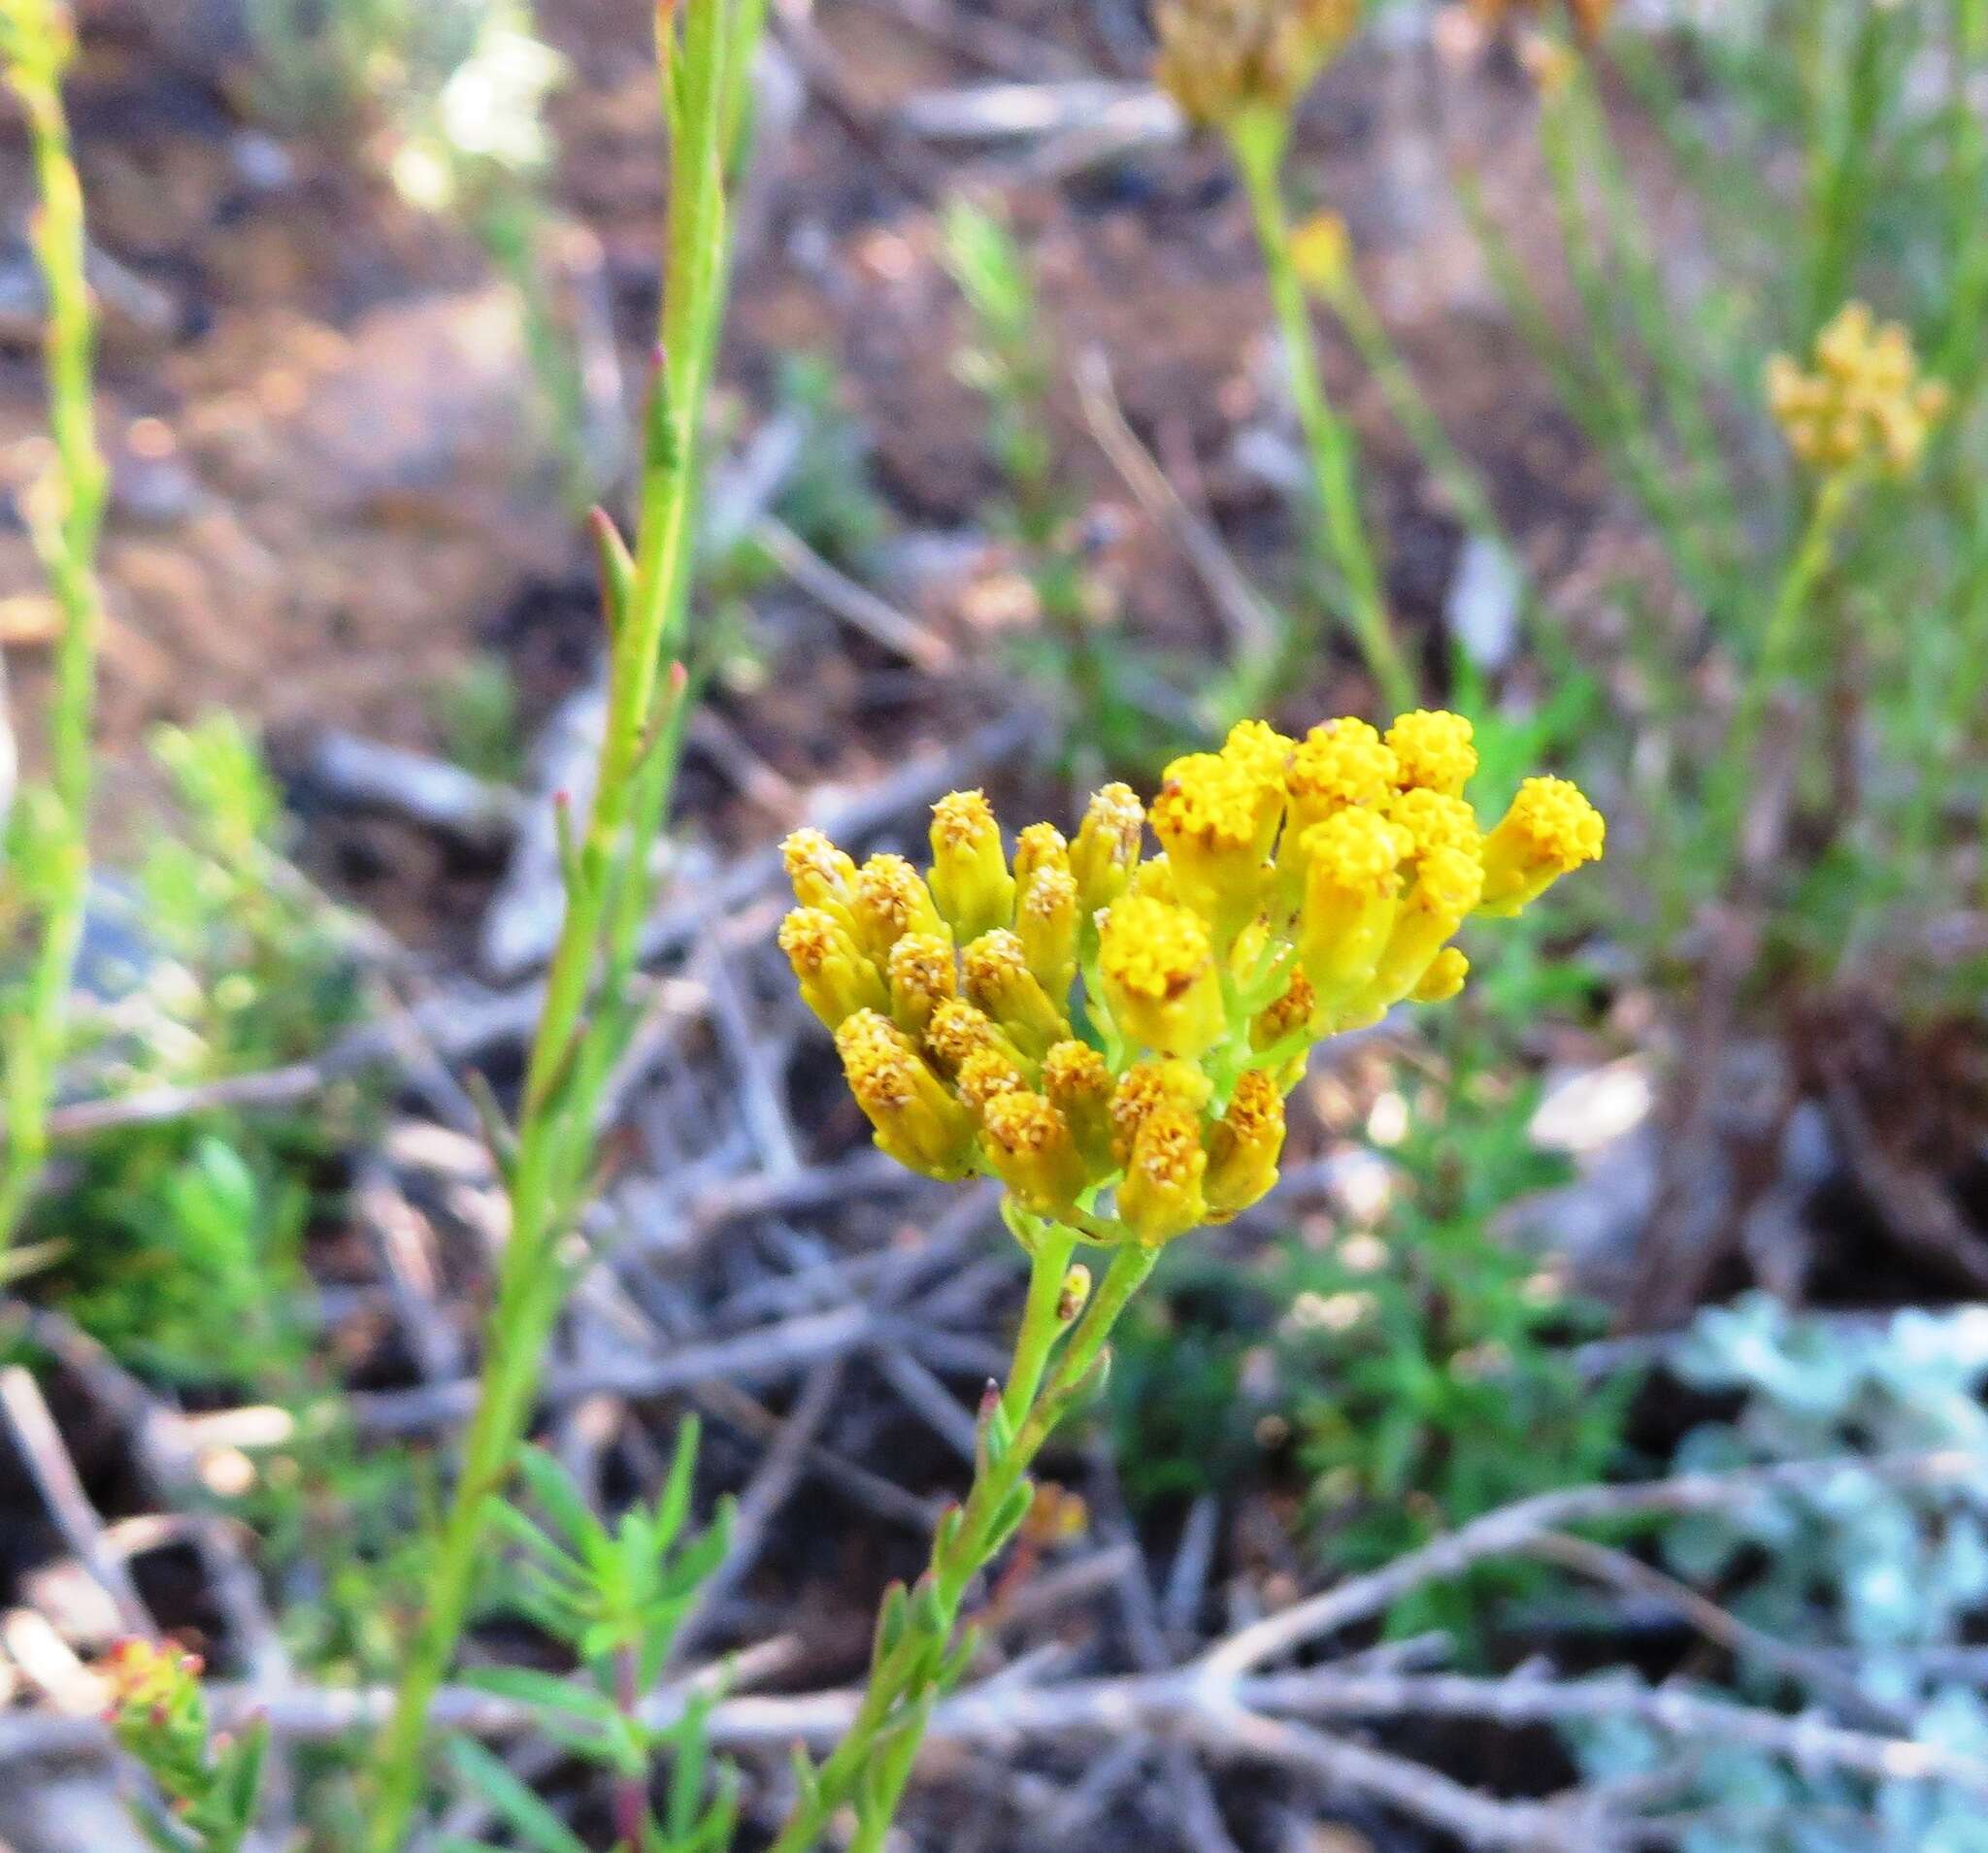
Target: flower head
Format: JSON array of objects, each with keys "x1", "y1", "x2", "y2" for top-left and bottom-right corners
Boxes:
[
  {"x1": 1098, "y1": 895, "x2": 1225, "y2": 1057},
  {"x1": 781, "y1": 907, "x2": 889, "y2": 1030},
  {"x1": 1154, "y1": 0, "x2": 1360, "y2": 126},
  {"x1": 929, "y1": 789, "x2": 1015, "y2": 943},
  {"x1": 783, "y1": 713, "x2": 1599, "y2": 1252},
  {"x1": 836, "y1": 1009, "x2": 977, "y2": 1178},
  {"x1": 1386, "y1": 710, "x2": 1477, "y2": 798},
  {"x1": 1478, "y1": 775, "x2": 1605, "y2": 916},
  {"x1": 1768, "y1": 303, "x2": 1949, "y2": 480}
]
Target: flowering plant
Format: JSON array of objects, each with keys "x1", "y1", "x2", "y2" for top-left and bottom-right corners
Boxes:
[{"x1": 771, "y1": 709, "x2": 1602, "y2": 1848}]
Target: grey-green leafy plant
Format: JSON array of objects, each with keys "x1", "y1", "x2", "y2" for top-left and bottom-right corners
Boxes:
[{"x1": 1569, "y1": 1293, "x2": 1988, "y2": 1852}]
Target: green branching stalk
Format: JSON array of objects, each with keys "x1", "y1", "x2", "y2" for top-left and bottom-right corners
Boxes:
[
  {"x1": 0, "y1": 0, "x2": 109, "y2": 1267},
  {"x1": 769, "y1": 1228, "x2": 1156, "y2": 1853},
  {"x1": 1228, "y1": 109, "x2": 1414, "y2": 713},
  {"x1": 362, "y1": 4, "x2": 764, "y2": 1843}
]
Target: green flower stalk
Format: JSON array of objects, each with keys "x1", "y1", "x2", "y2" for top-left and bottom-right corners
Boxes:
[
  {"x1": 362, "y1": 3, "x2": 766, "y2": 1843},
  {"x1": 774, "y1": 710, "x2": 1603, "y2": 1848},
  {"x1": 0, "y1": 0, "x2": 110, "y2": 1267},
  {"x1": 1152, "y1": 0, "x2": 1414, "y2": 711}
]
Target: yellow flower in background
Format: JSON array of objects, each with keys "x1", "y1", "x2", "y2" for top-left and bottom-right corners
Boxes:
[
  {"x1": 1290, "y1": 212, "x2": 1353, "y2": 298},
  {"x1": 779, "y1": 711, "x2": 1601, "y2": 1249},
  {"x1": 1152, "y1": 0, "x2": 1360, "y2": 127},
  {"x1": 1468, "y1": 0, "x2": 1616, "y2": 42},
  {"x1": 1768, "y1": 303, "x2": 1950, "y2": 480}
]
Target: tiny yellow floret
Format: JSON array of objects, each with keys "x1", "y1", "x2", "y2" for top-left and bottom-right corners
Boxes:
[
  {"x1": 1388, "y1": 787, "x2": 1483, "y2": 866},
  {"x1": 1098, "y1": 894, "x2": 1225, "y2": 1057},
  {"x1": 979, "y1": 1091, "x2": 1088, "y2": 1214},
  {"x1": 1070, "y1": 782, "x2": 1145, "y2": 918},
  {"x1": 929, "y1": 789, "x2": 1016, "y2": 943},
  {"x1": 782, "y1": 827, "x2": 857, "y2": 910},
  {"x1": 887, "y1": 932, "x2": 957, "y2": 1039},
  {"x1": 1478, "y1": 775, "x2": 1606, "y2": 916},
  {"x1": 1117, "y1": 1100, "x2": 1209, "y2": 1245},
  {"x1": 1206, "y1": 1069, "x2": 1285, "y2": 1219},
  {"x1": 1385, "y1": 710, "x2": 1478, "y2": 798},
  {"x1": 835, "y1": 1009, "x2": 977, "y2": 1179},
  {"x1": 853, "y1": 852, "x2": 947, "y2": 959},
  {"x1": 781, "y1": 907, "x2": 889, "y2": 1030},
  {"x1": 962, "y1": 928, "x2": 1072, "y2": 1056},
  {"x1": 1287, "y1": 717, "x2": 1399, "y2": 827}
]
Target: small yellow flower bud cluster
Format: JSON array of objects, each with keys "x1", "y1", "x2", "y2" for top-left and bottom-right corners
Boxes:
[
  {"x1": 1767, "y1": 302, "x2": 1950, "y2": 479},
  {"x1": 780, "y1": 714, "x2": 1602, "y2": 1249},
  {"x1": 1152, "y1": 0, "x2": 1359, "y2": 127}
]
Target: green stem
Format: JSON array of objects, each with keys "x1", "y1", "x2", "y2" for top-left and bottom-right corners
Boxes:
[
  {"x1": 1229, "y1": 111, "x2": 1413, "y2": 713},
  {"x1": 769, "y1": 1235, "x2": 1158, "y2": 1853},
  {"x1": 1715, "y1": 470, "x2": 1855, "y2": 848},
  {"x1": 0, "y1": 1, "x2": 109, "y2": 1265},
  {"x1": 361, "y1": 7, "x2": 762, "y2": 1843}
]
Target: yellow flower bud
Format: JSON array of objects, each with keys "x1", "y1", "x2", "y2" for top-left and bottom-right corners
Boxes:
[
  {"x1": 1016, "y1": 866, "x2": 1080, "y2": 1005},
  {"x1": 1220, "y1": 718, "x2": 1295, "y2": 841},
  {"x1": 1117, "y1": 1101, "x2": 1208, "y2": 1245},
  {"x1": 887, "y1": 932, "x2": 957, "y2": 1039},
  {"x1": 1410, "y1": 945, "x2": 1469, "y2": 1005},
  {"x1": 1477, "y1": 775, "x2": 1605, "y2": 916},
  {"x1": 780, "y1": 907, "x2": 889, "y2": 1030},
  {"x1": 1097, "y1": 894, "x2": 1226, "y2": 1058},
  {"x1": 1296, "y1": 809, "x2": 1407, "y2": 997},
  {"x1": 1356, "y1": 844, "x2": 1485, "y2": 1017},
  {"x1": 1043, "y1": 1039, "x2": 1116, "y2": 1177},
  {"x1": 1071, "y1": 781, "x2": 1145, "y2": 919},
  {"x1": 957, "y1": 1046, "x2": 1030, "y2": 1117},
  {"x1": 834, "y1": 1009, "x2": 977, "y2": 1179},
  {"x1": 1109, "y1": 1059, "x2": 1214, "y2": 1168},
  {"x1": 1251, "y1": 964, "x2": 1317, "y2": 1089},
  {"x1": 929, "y1": 789, "x2": 1015, "y2": 943},
  {"x1": 1150, "y1": 751, "x2": 1273, "y2": 943},
  {"x1": 924, "y1": 998, "x2": 1033, "y2": 1082},
  {"x1": 1014, "y1": 821, "x2": 1072, "y2": 888},
  {"x1": 962, "y1": 929, "x2": 1073, "y2": 1057},
  {"x1": 781, "y1": 827, "x2": 857, "y2": 910},
  {"x1": 1385, "y1": 710, "x2": 1478, "y2": 798},
  {"x1": 1768, "y1": 302, "x2": 1947, "y2": 481},
  {"x1": 1153, "y1": 0, "x2": 1359, "y2": 127},
  {"x1": 1206, "y1": 1069, "x2": 1285, "y2": 1219},
  {"x1": 978, "y1": 1090, "x2": 1089, "y2": 1215},
  {"x1": 1387, "y1": 787, "x2": 1482, "y2": 867},
  {"x1": 1287, "y1": 717, "x2": 1397, "y2": 826},
  {"x1": 852, "y1": 852, "x2": 948, "y2": 961},
  {"x1": 1128, "y1": 853, "x2": 1183, "y2": 907},
  {"x1": 1290, "y1": 212, "x2": 1351, "y2": 298}
]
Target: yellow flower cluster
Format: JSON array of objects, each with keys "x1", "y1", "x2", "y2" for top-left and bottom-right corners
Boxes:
[
  {"x1": 780, "y1": 713, "x2": 1602, "y2": 1248},
  {"x1": 1767, "y1": 302, "x2": 1950, "y2": 479},
  {"x1": 1152, "y1": 0, "x2": 1359, "y2": 127}
]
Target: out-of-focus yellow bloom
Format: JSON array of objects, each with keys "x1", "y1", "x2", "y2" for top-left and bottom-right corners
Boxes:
[
  {"x1": 929, "y1": 789, "x2": 1015, "y2": 943},
  {"x1": 834, "y1": 1009, "x2": 977, "y2": 1179},
  {"x1": 1291, "y1": 211, "x2": 1352, "y2": 298},
  {"x1": 1016, "y1": 865, "x2": 1080, "y2": 1004},
  {"x1": 783, "y1": 714, "x2": 1598, "y2": 1253},
  {"x1": 1153, "y1": 0, "x2": 1360, "y2": 127},
  {"x1": 1411, "y1": 945, "x2": 1469, "y2": 1005},
  {"x1": 886, "y1": 932, "x2": 957, "y2": 1039},
  {"x1": 1099, "y1": 894, "x2": 1225, "y2": 1057},
  {"x1": 1768, "y1": 303, "x2": 1949, "y2": 479},
  {"x1": 852, "y1": 852, "x2": 948, "y2": 960},
  {"x1": 1071, "y1": 781, "x2": 1145, "y2": 919},
  {"x1": 1477, "y1": 775, "x2": 1606, "y2": 916},
  {"x1": 1118, "y1": 1100, "x2": 1209, "y2": 1244},
  {"x1": 1386, "y1": 710, "x2": 1478, "y2": 797},
  {"x1": 781, "y1": 907, "x2": 889, "y2": 1030},
  {"x1": 1295, "y1": 808, "x2": 1407, "y2": 996},
  {"x1": 962, "y1": 929, "x2": 1072, "y2": 1057},
  {"x1": 1206, "y1": 1069, "x2": 1284, "y2": 1218},
  {"x1": 980, "y1": 1091, "x2": 1089, "y2": 1215}
]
